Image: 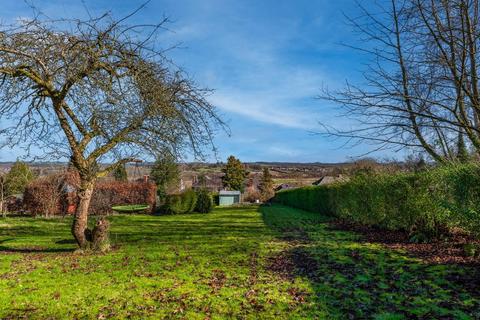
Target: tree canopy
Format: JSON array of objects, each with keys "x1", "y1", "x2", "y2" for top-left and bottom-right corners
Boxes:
[
  {"x1": 0, "y1": 160, "x2": 35, "y2": 216},
  {"x1": 113, "y1": 164, "x2": 128, "y2": 182},
  {"x1": 259, "y1": 167, "x2": 274, "y2": 201},
  {"x1": 150, "y1": 152, "x2": 180, "y2": 201},
  {"x1": 5, "y1": 160, "x2": 35, "y2": 195},
  {"x1": 222, "y1": 156, "x2": 247, "y2": 192}
]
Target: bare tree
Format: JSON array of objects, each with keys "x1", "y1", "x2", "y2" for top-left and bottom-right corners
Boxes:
[
  {"x1": 320, "y1": 0, "x2": 480, "y2": 162},
  {"x1": 0, "y1": 7, "x2": 224, "y2": 250}
]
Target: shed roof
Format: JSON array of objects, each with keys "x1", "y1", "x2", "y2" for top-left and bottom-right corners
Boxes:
[{"x1": 219, "y1": 190, "x2": 241, "y2": 196}]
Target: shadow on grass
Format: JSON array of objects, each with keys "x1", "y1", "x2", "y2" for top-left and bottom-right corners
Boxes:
[
  {"x1": 260, "y1": 204, "x2": 480, "y2": 319},
  {"x1": 0, "y1": 246, "x2": 74, "y2": 253},
  {"x1": 0, "y1": 238, "x2": 74, "y2": 253},
  {"x1": 55, "y1": 239, "x2": 76, "y2": 244},
  {"x1": 0, "y1": 207, "x2": 266, "y2": 258}
]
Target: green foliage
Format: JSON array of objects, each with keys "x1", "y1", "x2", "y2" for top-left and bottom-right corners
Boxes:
[
  {"x1": 195, "y1": 188, "x2": 213, "y2": 213},
  {"x1": 457, "y1": 132, "x2": 470, "y2": 163},
  {"x1": 112, "y1": 164, "x2": 128, "y2": 181},
  {"x1": 259, "y1": 167, "x2": 274, "y2": 201},
  {"x1": 163, "y1": 189, "x2": 197, "y2": 214},
  {"x1": 463, "y1": 244, "x2": 479, "y2": 257},
  {"x1": 150, "y1": 153, "x2": 180, "y2": 201},
  {"x1": 212, "y1": 192, "x2": 220, "y2": 206},
  {"x1": 5, "y1": 160, "x2": 35, "y2": 195},
  {"x1": 274, "y1": 163, "x2": 480, "y2": 241},
  {"x1": 197, "y1": 173, "x2": 207, "y2": 187},
  {"x1": 222, "y1": 155, "x2": 247, "y2": 192}
]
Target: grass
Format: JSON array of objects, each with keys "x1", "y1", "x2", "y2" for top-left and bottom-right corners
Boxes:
[{"x1": 0, "y1": 205, "x2": 479, "y2": 319}]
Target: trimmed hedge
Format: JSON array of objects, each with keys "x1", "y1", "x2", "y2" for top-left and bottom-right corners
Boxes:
[
  {"x1": 274, "y1": 164, "x2": 480, "y2": 240},
  {"x1": 24, "y1": 174, "x2": 156, "y2": 216},
  {"x1": 162, "y1": 189, "x2": 198, "y2": 215},
  {"x1": 90, "y1": 181, "x2": 156, "y2": 215}
]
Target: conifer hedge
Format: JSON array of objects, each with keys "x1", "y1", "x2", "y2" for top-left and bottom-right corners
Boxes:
[{"x1": 273, "y1": 164, "x2": 480, "y2": 240}]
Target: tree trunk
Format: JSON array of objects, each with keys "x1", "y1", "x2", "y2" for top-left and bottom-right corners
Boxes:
[
  {"x1": 92, "y1": 217, "x2": 110, "y2": 252},
  {"x1": 72, "y1": 179, "x2": 95, "y2": 250},
  {"x1": 0, "y1": 185, "x2": 4, "y2": 218}
]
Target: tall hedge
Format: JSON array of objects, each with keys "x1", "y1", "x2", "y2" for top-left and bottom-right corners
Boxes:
[
  {"x1": 273, "y1": 164, "x2": 480, "y2": 240},
  {"x1": 90, "y1": 181, "x2": 157, "y2": 215},
  {"x1": 24, "y1": 174, "x2": 156, "y2": 216}
]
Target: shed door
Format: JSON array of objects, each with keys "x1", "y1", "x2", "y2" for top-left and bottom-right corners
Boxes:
[{"x1": 220, "y1": 195, "x2": 235, "y2": 206}]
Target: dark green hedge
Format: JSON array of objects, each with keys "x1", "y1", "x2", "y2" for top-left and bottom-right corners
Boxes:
[
  {"x1": 195, "y1": 189, "x2": 213, "y2": 213},
  {"x1": 162, "y1": 189, "x2": 197, "y2": 215},
  {"x1": 273, "y1": 164, "x2": 480, "y2": 240}
]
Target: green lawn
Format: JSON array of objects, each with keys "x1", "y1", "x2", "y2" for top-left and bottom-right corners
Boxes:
[{"x1": 0, "y1": 205, "x2": 478, "y2": 319}]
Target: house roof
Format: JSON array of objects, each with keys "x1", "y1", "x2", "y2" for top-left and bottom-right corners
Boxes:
[
  {"x1": 275, "y1": 184, "x2": 294, "y2": 191},
  {"x1": 313, "y1": 175, "x2": 347, "y2": 186},
  {"x1": 219, "y1": 190, "x2": 241, "y2": 196}
]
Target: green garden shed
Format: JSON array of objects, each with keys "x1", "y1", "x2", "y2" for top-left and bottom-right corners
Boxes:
[{"x1": 219, "y1": 190, "x2": 241, "y2": 206}]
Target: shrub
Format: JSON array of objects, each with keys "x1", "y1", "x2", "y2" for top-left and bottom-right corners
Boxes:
[
  {"x1": 112, "y1": 165, "x2": 128, "y2": 181},
  {"x1": 23, "y1": 173, "x2": 65, "y2": 217},
  {"x1": 163, "y1": 189, "x2": 198, "y2": 215},
  {"x1": 195, "y1": 189, "x2": 213, "y2": 213},
  {"x1": 212, "y1": 193, "x2": 220, "y2": 206},
  {"x1": 24, "y1": 173, "x2": 156, "y2": 216},
  {"x1": 90, "y1": 181, "x2": 156, "y2": 215},
  {"x1": 244, "y1": 190, "x2": 261, "y2": 203},
  {"x1": 273, "y1": 163, "x2": 480, "y2": 241}
]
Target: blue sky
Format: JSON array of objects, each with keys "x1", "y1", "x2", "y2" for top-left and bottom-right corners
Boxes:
[{"x1": 1, "y1": 0, "x2": 399, "y2": 163}]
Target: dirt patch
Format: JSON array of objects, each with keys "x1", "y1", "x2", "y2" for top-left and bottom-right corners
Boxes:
[
  {"x1": 286, "y1": 287, "x2": 309, "y2": 306},
  {"x1": 266, "y1": 250, "x2": 296, "y2": 280},
  {"x1": 267, "y1": 248, "x2": 319, "y2": 281},
  {"x1": 330, "y1": 220, "x2": 480, "y2": 266},
  {"x1": 208, "y1": 269, "x2": 226, "y2": 293}
]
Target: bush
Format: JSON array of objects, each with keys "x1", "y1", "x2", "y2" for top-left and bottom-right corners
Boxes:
[
  {"x1": 90, "y1": 181, "x2": 156, "y2": 215},
  {"x1": 273, "y1": 163, "x2": 480, "y2": 241},
  {"x1": 195, "y1": 189, "x2": 213, "y2": 213},
  {"x1": 23, "y1": 174, "x2": 66, "y2": 217},
  {"x1": 244, "y1": 190, "x2": 261, "y2": 203},
  {"x1": 212, "y1": 193, "x2": 220, "y2": 206},
  {"x1": 163, "y1": 189, "x2": 197, "y2": 215},
  {"x1": 24, "y1": 172, "x2": 156, "y2": 216}
]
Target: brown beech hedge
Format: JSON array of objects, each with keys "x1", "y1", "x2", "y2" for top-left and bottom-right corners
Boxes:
[{"x1": 24, "y1": 172, "x2": 156, "y2": 216}]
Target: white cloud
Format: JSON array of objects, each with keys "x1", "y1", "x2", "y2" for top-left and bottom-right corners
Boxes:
[{"x1": 210, "y1": 92, "x2": 317, "y2": 130}]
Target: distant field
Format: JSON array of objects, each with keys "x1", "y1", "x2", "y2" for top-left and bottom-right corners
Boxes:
[
  {"x1": 272, "y1": 178, "x2": 318, "y2": 186},
  {"x1": 0, "y1": 206, "x2": 478, "y2": 319}
]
